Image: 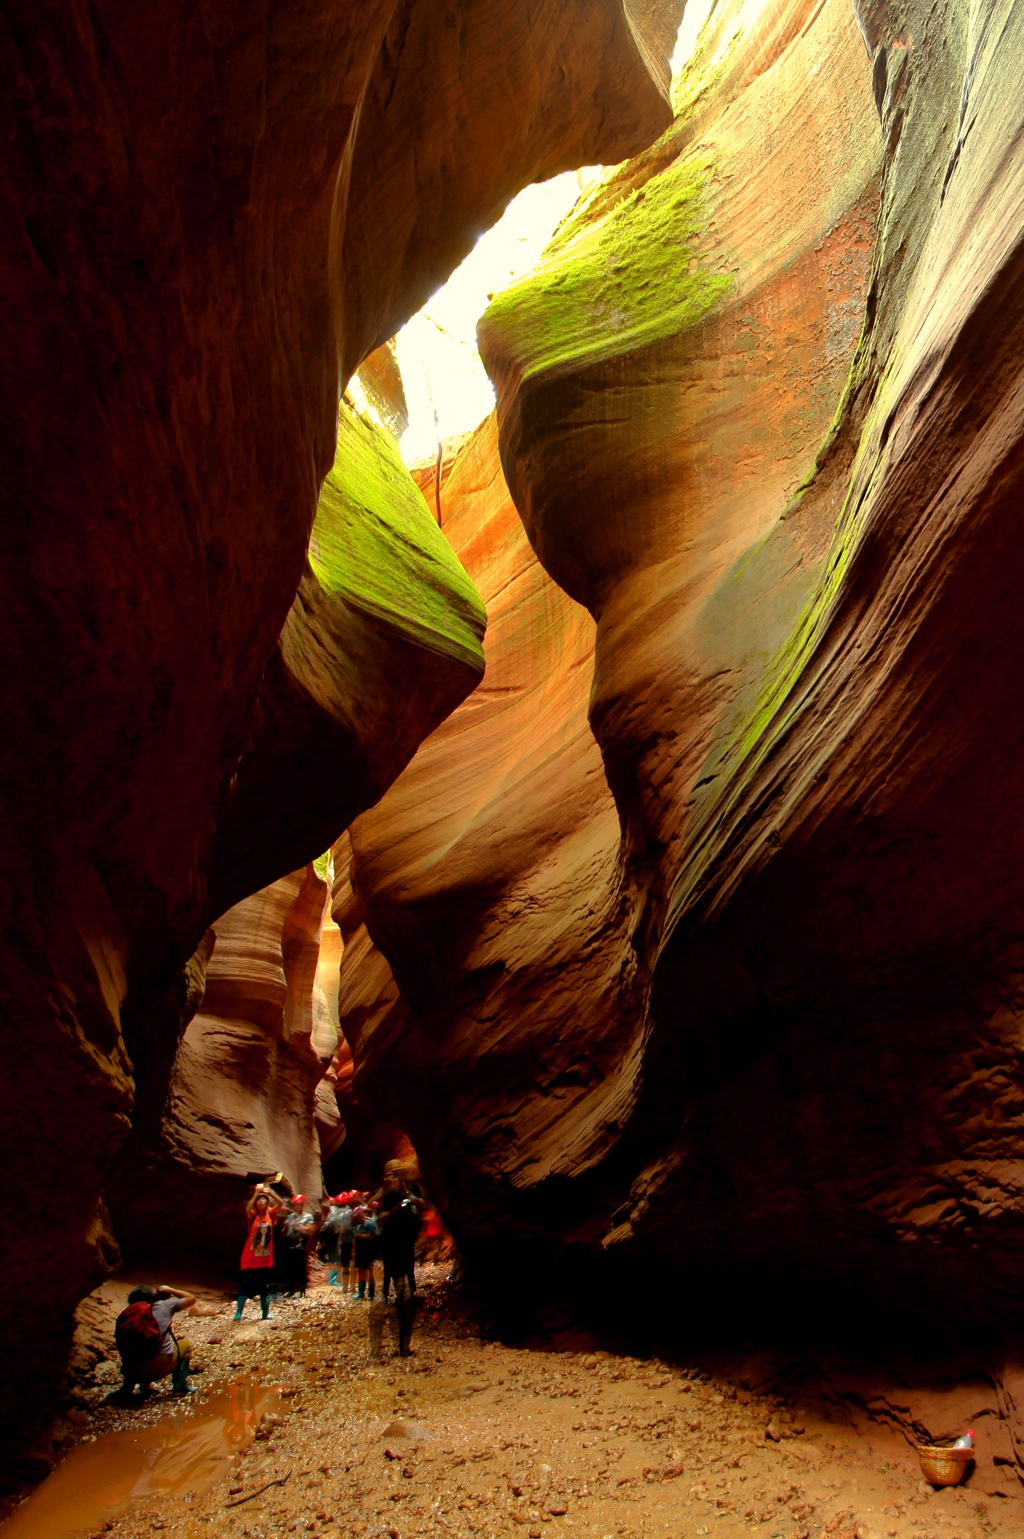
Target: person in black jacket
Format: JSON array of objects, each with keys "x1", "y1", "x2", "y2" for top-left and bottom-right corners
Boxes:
[
  {"x1": 373, "y1": 1190, "x2": 422, "y2": 1358},
  {"x1": 378, "y1": 1190, "x2": 421, "y2": 1301}
]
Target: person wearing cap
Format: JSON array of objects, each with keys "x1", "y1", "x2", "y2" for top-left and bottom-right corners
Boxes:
[
  {"x1": 278, "y1": 1192, "x2": 317, "y2": 1299},
  {"x1": 372, "y1": 1160, "x2": 409, "y2": 1207},
  {"x1": 318, "y1": 1192, "x2": 356, "y2": 1289},
  {"x1": 352, "y1": 1205, "x2": 380, "y2": 1301}
]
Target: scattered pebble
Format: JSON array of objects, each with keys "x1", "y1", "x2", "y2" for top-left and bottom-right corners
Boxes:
[{"x1": 4, "y1": 1263, "x2": 1019, "y2": 1539}]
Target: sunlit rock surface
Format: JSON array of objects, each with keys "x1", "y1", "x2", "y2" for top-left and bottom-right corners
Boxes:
[
  {"x1": 341, "y1": 0, "x2": 881, "y2": 1269},
  {"x1": 208, "y1": 401, "x2": 487, "y2": 917},
  {"x1": 337, "y1": 415, "x2": 630, "y2": 1218},
  {"x1": 469, "y1": 0, "x2": 1024, "y2": 1341},
  {"x1": 346, "y1": 0, "x2": 1024, "y2": 1337},
  {"x1": 107, "y1": 865, "x2": 338, "y2": 1270},
  {"x1": 339, "y1": 0, "x2": 680, "y2": 372},
  {"x1": 0, "y1": 0, "x2": 678, "y2": 1455}
]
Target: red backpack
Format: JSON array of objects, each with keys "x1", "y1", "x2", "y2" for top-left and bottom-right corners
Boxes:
[{"x1": 115, "y1": 1300, "x2": 162, "y2": 1364}]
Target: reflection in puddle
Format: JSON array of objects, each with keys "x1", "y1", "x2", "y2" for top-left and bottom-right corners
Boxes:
[{"x1": 0, "y1": 1378, "x2": 280, "y2": 1538}]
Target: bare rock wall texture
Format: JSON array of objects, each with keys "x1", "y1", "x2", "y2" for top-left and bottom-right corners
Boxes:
[
  {"x1": 475, "y1": 0, "x2": 1024, "y2": 1346},
  {"x1": 106, "y1": 864, "x2": 337, "y2": 1271},
  {"x1": 342, "y1": 0, "x2": 881, "y2": 1262},
  {"x1": 337, "y1": 416, "x2": 630, "y2": 1216},
  {"x1": 0, "y1": 0, "x2": 679, "y2": 1454},
  {"x1": 342, "y1": 0, "x2": 1024, "y2": 1383}
]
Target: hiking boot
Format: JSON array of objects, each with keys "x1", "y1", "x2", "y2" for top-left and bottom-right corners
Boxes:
[{"x1": 171, "y1": 1359, "x2": 196, "y2": 1396}]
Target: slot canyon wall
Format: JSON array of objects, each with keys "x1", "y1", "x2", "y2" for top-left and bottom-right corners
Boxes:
[
  {"x1": 337, "y1": 0, "x2": 1024, "y2": 1409},
  {"x1": 7, "y1": 0, "x2": 1024, "y2": 1485},
  {"x1": 335, "y1": 412, "x2": 628, "y2": 1216},
  {"x1": 0, "y1": 0, "x2": 680, "y2": 1468},
  {"x1": 106, "y1": 862, "x2": 341, "y2": 1274}
]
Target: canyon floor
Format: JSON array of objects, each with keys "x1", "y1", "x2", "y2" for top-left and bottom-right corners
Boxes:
[{"x1": 2, "y1": 1264, "x2": 1018, "y2": 1539}]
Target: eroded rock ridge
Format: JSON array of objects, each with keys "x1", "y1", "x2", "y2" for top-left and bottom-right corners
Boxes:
[{"x1": 339, "y1": 0, "x2": 1024, "y2": 1374}]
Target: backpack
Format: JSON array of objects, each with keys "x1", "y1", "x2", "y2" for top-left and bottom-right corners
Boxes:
[{"x1": 115, "y1": 1300, "x2": 162, "y2": 1365}]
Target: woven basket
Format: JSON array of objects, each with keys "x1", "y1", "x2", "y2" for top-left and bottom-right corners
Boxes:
[{"x1": 917, "y1": 1443, "x2": 973, "y2": 1487}]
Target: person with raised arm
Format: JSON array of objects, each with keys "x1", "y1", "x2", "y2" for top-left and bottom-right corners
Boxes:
[
  {"x1": 114, "y1": 1282, "x2": 196, "y2": 1398},
  {"x1": 235, "y1": 1182, "x2": 284, "y2": 1320}
]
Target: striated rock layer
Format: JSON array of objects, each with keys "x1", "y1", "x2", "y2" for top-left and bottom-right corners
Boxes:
[
  {"x1": 342, "y1": 0, "x2": 882, "y2": 1283},
  {"x1": 0, "y1": 0, "x2": 679, "y2": 1456},
  {"x1": 208, "y1": 400, "x2": 488, "y2": 917},
  {"x1": 337, "y1": 415, "x2": 629, "y2": 1218},
  {"x1": 475, "y1": 0, "x2": 1024, "y2": 1349},
  {"x1": 107, "y1": 865, "x2": 338, "y2": 1272},
  {"x1": 342, "y1": 0, "x2": 1024, "y2": 1377}
]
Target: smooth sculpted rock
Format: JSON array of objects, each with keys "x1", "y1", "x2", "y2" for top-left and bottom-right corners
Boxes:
[
  {"x1": 475, "y1": 0, "x2": 1024, "y2": 1341},
  {"x1": 0, "y1": 0, "x2": 679, "y2": 1458},
  {"x1": 208, "y1": 400, "x2": 487, "y2": 917},
  {"x1": 107, "y1": 865, "x2": 338, "y2": 1271},
  {"x1": 342, "y1": 0, "x2": 881, "y2": 1285},
  {"x1": 336, "y1": 415, "x2": 630, "y2": 1217},
  {"x1": 340, "y1": 0, "x2": 682, "y2": 373}
]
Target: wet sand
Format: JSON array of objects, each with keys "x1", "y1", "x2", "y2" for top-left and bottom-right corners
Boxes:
[{"x1": 2, "y1": 1265, "x2": 1018, "y2": 1539}]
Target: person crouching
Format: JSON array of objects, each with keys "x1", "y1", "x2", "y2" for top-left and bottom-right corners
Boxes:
[{"x1": 114, "y1": 1284, "x2": 196, "y2": 1400}]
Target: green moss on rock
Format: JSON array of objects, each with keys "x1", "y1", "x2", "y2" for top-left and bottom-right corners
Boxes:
[
  {"x1": 309, "y1": 404, "x2": 486, "y2": 674},
  {"x1": 481, "y1": 152, "x2": 732, "y2": 382}
]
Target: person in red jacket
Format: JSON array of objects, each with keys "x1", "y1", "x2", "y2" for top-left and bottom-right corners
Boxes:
[
  {"x1": 419, "y1": 1205, "x2": 445, "y2": 1263},
  {"x1": 235, "y1": 1184, "x2": 284, "y2": 1320}
]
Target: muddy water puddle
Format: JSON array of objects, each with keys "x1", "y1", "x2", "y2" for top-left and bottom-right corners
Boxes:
[{"x1": 0, "y1": 1378, "x2": 280, "y2": 1538}]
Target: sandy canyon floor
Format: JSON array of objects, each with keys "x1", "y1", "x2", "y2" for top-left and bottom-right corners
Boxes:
[{"x1": 2, "y1": 1265, "x2": 1019, "y2": 1539}]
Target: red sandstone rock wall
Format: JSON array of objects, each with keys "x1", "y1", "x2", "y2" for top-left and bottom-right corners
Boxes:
[
  {"x1": 342, "y1": 0, "x2": 1024, "y2": 1364},
  {"x1": 107, "y1": 865, "x2": 338, "y2": 1269},
  {"x1": 328, "y1": 10, "x2": 1024, "y2": 1484},
  {"x1": 315, "y1": 909, "x2": 347, "y2": 1165},
  {"x1": 337, "y1": 424, "x2": 628, "y2": 1219},
  {"x1": 472, "y1": 0, "x2": 1024, "y2": 1350},
  {"x1": 0, "y1": 0, "x2": 680, "y2": 1458},
  {"x1": 340, "y1": 0, "x2": 884, "y2": 1272}
]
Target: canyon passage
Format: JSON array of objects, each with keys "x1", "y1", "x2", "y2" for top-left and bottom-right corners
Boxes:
[{"x1": 2, "y1": 0, "x2": 1024, "y2": 1530}]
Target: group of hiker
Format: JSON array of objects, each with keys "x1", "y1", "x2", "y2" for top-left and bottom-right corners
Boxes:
[
  {"x1": 114, "y1": 1162, "x2": 442, "y2": 1398},
  {"x1": 236, "y1": 1183, "x2": 315, "y2": 1320},
  {"x1": 237, "y1": 1164, "x2": 432, "y2": 1319}
]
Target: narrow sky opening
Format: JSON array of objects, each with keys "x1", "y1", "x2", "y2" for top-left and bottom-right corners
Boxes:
[
  {"x1": 393, "y1": 171, "x2": 592, "y2": 466},
  {"x1": 387, "y1": 0, "x2": 718, "y2": 469},
  {"x1": 672, "y1": 0, "x2": 718, "y2": 74}
]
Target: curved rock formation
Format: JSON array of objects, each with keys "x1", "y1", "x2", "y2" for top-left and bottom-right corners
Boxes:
[
  {"x1": 618, "y1": 0, "x2": 1024, "y2": 1330},
  {"x1": 0, "y1": 0, "x2": 680, "y2": 1456},
  {"x1": 342, "y1": 0, "x2": 881, "y2": 1237},
  {"x1": 207, "y1": 400, "x2": 487, "y2": 917},
  {"x1": 339, "y1": 0, "x2": 681, "y2": 372},
  {"x1": 343, "y1": 0, "x2": 1024, "y2": 1341},
  {"x1": 108, "y1": 864, "x2": 338, "y2": 1271},
  {"x1": 337, "y1": 418, "x2": 626, "y2": 1220},
  {"x1": 469, "y1": 0, "x2": 1024, "y2": 1342}
]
